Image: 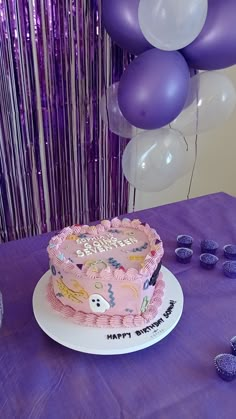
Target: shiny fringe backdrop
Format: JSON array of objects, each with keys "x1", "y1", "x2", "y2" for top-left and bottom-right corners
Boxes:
[{"x1": 0, "y1": 0, "x2": 130, "y2": 242}]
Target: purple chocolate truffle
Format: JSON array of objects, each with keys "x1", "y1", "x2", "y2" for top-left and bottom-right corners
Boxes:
[
  {"x1": 177, "y1": 235, "x2": 193, "y2": 249},
  {"x1": 175, "y1": 247, "x2": 193, "y2": 264},
  {"x1": 201, "y1": 240, "x2": 219, "y2": 255},
  {"x1": 200, "y1": 253, "x2": 219, "y2": 270},
  {"x1": 214, "y1": 354, "x2": 236, "y2": 381},
  {"x1": 224, "y1": 244, "x2": 236, "y2": 260},
  {"x1": 223, "y1": 261, "x2": 236, "y2": 278}
]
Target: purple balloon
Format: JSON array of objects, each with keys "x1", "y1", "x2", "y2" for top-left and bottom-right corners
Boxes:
[
  {"x1": 101, "y1": 0, "x2": 152, "y2": 55},
  {"x1": 118, "y1": 49, "x2": 190, "y2": 130},
  {"x1": 182, "y1": 0, "x2": 236, "y2": 70}
]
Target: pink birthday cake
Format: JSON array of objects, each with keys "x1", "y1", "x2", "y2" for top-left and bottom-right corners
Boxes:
[{"x1": 47, "y1": 217, "x2": 165, "y2": 328}]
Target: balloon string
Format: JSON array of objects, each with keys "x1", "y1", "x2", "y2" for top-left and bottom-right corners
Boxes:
[
  {"x1": 187, "y1": 133, "x2": 198, "y2": 199},
  {"x1": 132, "y1": 187, "x2": 136, "y2": 212},
  {"x1": 187, "y1": 78, "x2": 199, "y2": 199}
]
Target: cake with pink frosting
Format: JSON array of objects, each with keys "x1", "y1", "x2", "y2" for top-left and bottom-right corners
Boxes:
[{"x1": 47, "y1": 217, "x2": 165, "y2": 328}]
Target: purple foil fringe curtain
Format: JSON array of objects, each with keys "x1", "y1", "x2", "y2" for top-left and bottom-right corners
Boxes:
[{"x1": 0, "y1": 0, "x2": 130, "y2": 242}]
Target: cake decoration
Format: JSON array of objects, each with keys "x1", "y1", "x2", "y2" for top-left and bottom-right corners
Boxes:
[
  {"x1": 89, "y1": 294, "x2": 110, "y2": 313},
  {"x1": 57, "y1": 278, "x2": 89, "y2": 301},
  {"x1": 107, "y1": 283, "x2": 115, "y2": 307},
  {"x1": 51, "y1": 265, "x2": 57, "y2": 275},
  {"x1": 141, "y1": 296, "x2": 149, "y2": 313},
  {"x1": 47, "y1": 217, "x2": 164, "y2": 328},
  {"x1": 95, "y1": 282, "x2": 103, "y2": 289},
  {"x1": 143, "y1": 279, "x2": 150, "y2": 290}
]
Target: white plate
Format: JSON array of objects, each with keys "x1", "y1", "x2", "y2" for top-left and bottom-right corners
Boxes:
[{"x1": 32, "y1": 266, "x2": 183, "y2": 355}]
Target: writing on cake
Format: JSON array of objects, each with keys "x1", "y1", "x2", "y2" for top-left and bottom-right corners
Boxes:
[{"x1": 76, "y1": 234, "x2": 138, "y2": 257}]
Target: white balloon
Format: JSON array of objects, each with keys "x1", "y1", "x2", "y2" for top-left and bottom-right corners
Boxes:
[
  {"x1": 171, "y1": 72, "x2": 236, "y2": 136},
  {"x1": 122, "y1": 128, "x2": 188, "y2": 192},
  {"x1": 138, "y1": 0, "x2": 208, "y2": 51},
  {"x1": 100, "y1": 82, "x2": 139, "y2": 138}
]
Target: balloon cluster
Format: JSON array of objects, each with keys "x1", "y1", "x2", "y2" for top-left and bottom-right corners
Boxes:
[{"x1": 101, "y1": 0, "x2": 236, "y2": 192}]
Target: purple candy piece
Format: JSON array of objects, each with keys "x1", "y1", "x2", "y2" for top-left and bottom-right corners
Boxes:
[
  {"x1": 224, "y1": 245, "x2": 236, "y2": 260},
  {"x1": 214, "y1": 354, "x2": 236, "y2": 381},
  {"x1": 177, "y1": 235, "x2": 193, "y2": 249},
  {"x1": 200, "y1": 253, "x2": 219, "y2": 270},
  {"x1": 201, "y1": 239, "x2": 219, "y2": 254},
  {"x1": 230, "y1": 336, "x2": 236, "y2": 356},
  {"x1": 175, "y1": 247, "x2": 193, "y2": 264},
  {"x1": 223, "y1": 261, "x2": 236, "y2": 278}
]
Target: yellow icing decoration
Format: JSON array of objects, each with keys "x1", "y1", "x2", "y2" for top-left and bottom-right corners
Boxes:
[
  {"x1": 85, "y1": 259, "x2": 96, "y2": 267},
  {"x1": 129, "y1": 255, "x2": 145, "y2": 262},
  {"x1": 95, "y1": 282, "x2": 103, "y2": 289},
  {"x1": 56, "y1": 278, "x2": 89, "y2": 302},
  {"x1": 66, "y1": 234, "x2": 78, "y2": 240},
  {"x1": 85, "y1": 260, "x2": 107, "y2": 272},
  {"x1": 121, "y1": 284, "x2": 139, "y2": 298}
]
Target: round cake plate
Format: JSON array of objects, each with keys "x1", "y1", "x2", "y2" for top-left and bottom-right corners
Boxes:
[{"x1": 32, "y1": 266, "x2": 183, "y2": 355}]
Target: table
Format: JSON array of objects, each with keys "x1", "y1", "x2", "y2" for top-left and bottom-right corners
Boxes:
[{"x1": 1, "y1": 192, "x2": 236, "y2": 419}]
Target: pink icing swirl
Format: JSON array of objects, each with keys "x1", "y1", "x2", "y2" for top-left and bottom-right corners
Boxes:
[
  {"x1": 126, "y1": 268, "x2": 139, "y2": 280},
  {"x1": 101, "y1": 220, "x2": 111, "y2": 229},
  {"x1": 121, "y1": 218, "x2": 131, "y2": 228},
  {"x1": 100, "y1": 267, "x2": 113, "y2": 281},
  {"x1": 80, "y1": 225, "x2": 89, "y2": 234},
  {"x1": 131, "y1": 219, "x2": 141, "y2": 228},
  {"x1": 96, "y1": 315, "x2": 110, "y2": 327},
  {"x1": 114, "y1": 269, "x2": 125, "y2": 280},
  {"x1": 123, "y1": 315, "x2": 135, "y2": 327},
  {"x1": 111, "y1": 217, "x2": 122, "y2": 228},
  {"x1": 110, "y1": 316, "x2": 123, "y2": 328},
  {"x1": 96, "y1": 224, "x2": 105, "y2": 234},
  {"x1": 87, "y1": 225, "x2": 98, "y2": 235},
  {"x1": 87, "y1": 267, "x2": 99, "y2": 280},
  {"x1": 72, "y1": 225, "x2": 82, "y2": 234}
]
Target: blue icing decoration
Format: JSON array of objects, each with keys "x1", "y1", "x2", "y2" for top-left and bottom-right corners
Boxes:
[
  {"x1": 108, "y1": 283, "x2": 115, "y2": 307},
  {"x1": 57, "y1": 252, "x2": 65, "y2": 261},
  {"x1": 143, "y1": 279, "x2": 150, "y2": 290},
  {"x1": 109, "y1": 229, "x2": 120, "y2": 234},
  {"x1": 125, "y1": 308, "x2": 133, "y2": 313}
]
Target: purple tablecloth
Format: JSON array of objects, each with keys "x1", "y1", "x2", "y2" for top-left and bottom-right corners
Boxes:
[{"x1": 1, "y1": 192, "x2": 236, "y2": 418}]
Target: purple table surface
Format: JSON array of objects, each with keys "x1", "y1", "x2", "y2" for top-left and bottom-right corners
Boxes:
[{"x1": 1, "y1": 192, "x2": 236, "y2": 419}]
